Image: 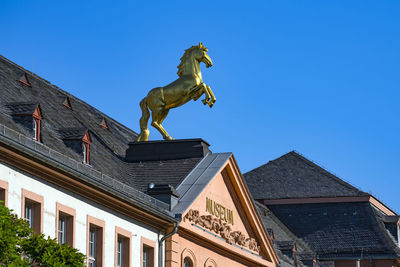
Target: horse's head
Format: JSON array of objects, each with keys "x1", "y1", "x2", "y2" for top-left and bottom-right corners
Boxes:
[
  {"x1": 194, "y1": 42, "x2": 213, "y2": 68},
  {"x1": 177, "y1": 43, "x2": 213, "y2": 77}
]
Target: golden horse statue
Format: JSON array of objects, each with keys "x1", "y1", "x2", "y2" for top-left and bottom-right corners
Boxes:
[{"x1": 137, "y1": 43, "x2": 216, "y2": 141}]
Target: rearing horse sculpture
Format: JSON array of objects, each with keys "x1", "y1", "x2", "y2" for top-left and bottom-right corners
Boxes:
[{"x1": 137, "y1": 43, "x2": 216, "y2": 141}]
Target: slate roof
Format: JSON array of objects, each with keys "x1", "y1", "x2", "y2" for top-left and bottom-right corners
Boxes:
[
  {"x1": 5, "y1": 102, "x2": 38, "y2": 115},
  {"x1": 58, "y1": 128, "x2": 88, "y2": 140},
  {"x1": 267, "y1": 202, "x2": 400, "y2": 259},
  {"x1": 0, "y1": 55, "x2": 203, "y2": 194},
  {"x1": 244, "y1": 151, "x2": 368, "y2": 200},
  {"x1": 171, "y1": 153, "x2": 231, "y2": 215},
  {"x1": 256, "y1": 202, "x2": 314, "y2": 267}
]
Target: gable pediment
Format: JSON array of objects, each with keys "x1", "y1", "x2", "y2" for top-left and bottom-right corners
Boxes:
[{"x1": 178, "y1": 155, "x2": 279, "y2": 264}]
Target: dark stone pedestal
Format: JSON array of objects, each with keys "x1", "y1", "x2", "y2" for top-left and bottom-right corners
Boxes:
[{"x1": 125, "y1": 138, "x2": 211, "y2": 162}]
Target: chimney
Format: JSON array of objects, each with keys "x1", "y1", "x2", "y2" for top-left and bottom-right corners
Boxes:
[
  {"x1": 125, "y1": 138, "x2": 210, "y2": 162},
  {"x1": 147, "y1": 184, "x2": 180, "y2": 211}
]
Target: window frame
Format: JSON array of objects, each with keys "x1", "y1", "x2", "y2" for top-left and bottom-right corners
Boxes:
[
  {"x1": 82, "y1": 130, "x2": 91, "y2": 165},
  {"x1": 32, "y1": 105, "x2": 42, "y2": 142},
  {"x1": 204, "y1": 258, "x2": 217, "y2": 267},
  {"x1": 55, "y1": 202, "x2": 76, "y2": 247},
  {"x1": 21, "y1": 189, "x2": 43, "y2": 234},
  {"x1": 0, "y1": 180, "x2": 8, "y2": 206},
  {"x1": 58, "y1": 214, "x2": 66, "y2": 244},
  {"x1": 181, "y1": 248, "x2": 196, "y2": 267},
  {"x1": 82, "y1": 142, "x2": 90, "y2": 164},
  {"x1": 115, "y1": 226, "x2": 131, "y2": 267},
  {"x1": 141, "y1": 237, "x2": 156, "y2": 267},
  {"x1": 89, "y1": 227, "x2": 96, "y2": 266},
  {"x1": 86, "y1": 215, "x2": 105, "y2": 267}
]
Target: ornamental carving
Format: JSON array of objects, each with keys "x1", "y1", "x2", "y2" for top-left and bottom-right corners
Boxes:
[{"x1": 184, "y1": 209, "x2": 260, "y2": 253}]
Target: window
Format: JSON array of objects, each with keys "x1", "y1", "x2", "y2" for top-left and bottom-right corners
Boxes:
[
  {"x1": 115, "y1": 227, "x2": 131, "y2": 267},
  {"x1": 204, "y1": 258, "x2": 217, "y2": 267},
  {"x1": 0, "y1": 188, "x2": 5, "y2": 206},
  {"x1": 33, "y1": 118, "x2": 38, "y2": 141},
  {"x1": 58, "y1": 215, "x2": 66, "y2": 244},
  {"x1": 141, "y1": 237, "x2": 155, "y2": 267},
  {"x1": 0, "y1": 180, "x2": 8, "y2": 206},
  {"x1": 181, "y1": 248, "x2": 196, "y2": 267},
  {"x1": 56, "y1": 203, "x2": 75, "y2": 247},
  {"x1": 89, "y1": 227, "x2": 97, "y2": 267},
  {"x1": 33, "y1": 118, "x2": 41, "y2": 142},
  {"x1": 184, "y1": 257, "x2": 193, "y2": 267},
  {"x1": 22, "y1": 189, "x2": 43, "y2": 234},
  {"x1": 25, "y1": 201, "x2": 34, "y2": 228},
  {"x1": 117, "y1": 238, "x2": 123, "y2": 267},
  {"x1": 82, "y1": 130, "x2": 91, "y2": 164},
  {"x1": 87, "y1": 216, "x2": 104, "y2": 267},
  {"x1": 32, "y1": 105, "x2": 42, "y2": 142},
  {"x1": 143, "y1": 246, "x2": 149, "y2": 267},
  {"x1": 82, "y1": 143, "x2": 90, "y2": 164}
]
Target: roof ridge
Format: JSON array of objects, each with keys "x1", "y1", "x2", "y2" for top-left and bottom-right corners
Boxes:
[
  {"x1": 0, "y1": 54, "x2": 138, "y2": 138},
  {"x1": 289, "y1": 151, "x2": 367, "y2": 195},
  {"x1": 245, "y1": 150, "x2": 296, "y2": 174}
]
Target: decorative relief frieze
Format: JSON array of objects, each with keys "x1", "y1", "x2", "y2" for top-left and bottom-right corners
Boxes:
[{"x1": 184, "y1": 209, "x2": 260, "y2": 253}]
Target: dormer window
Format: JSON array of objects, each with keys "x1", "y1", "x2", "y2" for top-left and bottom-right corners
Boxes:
[
  {"x1": 62, "y1": 97, "x2": 72, "y2": 109},
  {"x1": 99, "y1": 118, "x2": 109, "y2": 129},
  {"x1": 382, "y1": 215, "x2": 400, "y2": 246},
  {"x1": 82, "y1": 142, "x2": 90, "y2": 164},
  {"x1": 18, "y1": 73, "x2": 32, "y2": 87},
  {"x1": 32, "y1": 105, "x2": 42, "y2": 142},
  {"x1": 33, "y1": 118, "x2": 39, "y2": 141},
  {"x1": 82, "y1": 130, "x2": 91, "y2": 164},
  {"x1": 6, "y1": 103, "x2": 42, "y2": 142},
  {"x1": 59, "y1": 128, "x2": 91, "y2": 165}
]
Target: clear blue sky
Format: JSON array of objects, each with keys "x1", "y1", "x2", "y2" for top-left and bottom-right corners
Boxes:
[{"x1": 1, "y1": 1, "x2": 399, "y2": 211}]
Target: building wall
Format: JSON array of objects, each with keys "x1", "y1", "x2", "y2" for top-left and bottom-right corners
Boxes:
[
  {"x1": 0, "y1": 162, "x2": 161, "y2": 267},
  {"x1": 167, "y1": 233, "x2": 250, "y2": 267}
]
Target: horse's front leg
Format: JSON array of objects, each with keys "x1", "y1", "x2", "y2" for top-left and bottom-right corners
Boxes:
[
  {"x1": 200, "y1": 83, "x2": 212, "y2": 106},
  {"x1": 207, "y1": 85, "x2": 216, "y2": 104},
  {"x1": 203, "y1": 85, "x2": 216, "y2": 107}
]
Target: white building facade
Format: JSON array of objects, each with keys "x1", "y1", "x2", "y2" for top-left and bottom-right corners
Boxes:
[{"x1": 0, "y1": 123, "x2": 177, "y2": 267}]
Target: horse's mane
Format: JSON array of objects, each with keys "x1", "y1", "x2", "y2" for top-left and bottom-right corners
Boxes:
[{"x1": 177, "y1": 44, "x2": 208, "y2": 77}]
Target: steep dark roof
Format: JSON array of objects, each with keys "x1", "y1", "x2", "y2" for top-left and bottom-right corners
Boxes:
[
  {"x1": 256, "y1": 202, "x2": 314, "y2": 267},
  {"x1": 244, "y1": 151, "x2": 368, "y2": 200},
  {"x1": 0, "y1": 55, "x2": 202, "y2": 193},
  {"x1": 6, "y1": 102, "x2": 38, "y2": 115},
  {"x1": 120, "y1": 157, "x2": 203, "y2": 192},
  {"x1": 268, "y1": 202, "x2": 400, "y2": 259}
]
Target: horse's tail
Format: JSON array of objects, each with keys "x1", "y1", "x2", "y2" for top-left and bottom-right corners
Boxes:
[{"x1": 137, "y1": 97, "x2": 150, "y2": 141}]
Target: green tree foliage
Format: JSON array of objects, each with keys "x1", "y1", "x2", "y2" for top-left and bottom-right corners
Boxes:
[{"x1": 0, "y1": 202, "x2": 85, "y2": 266}]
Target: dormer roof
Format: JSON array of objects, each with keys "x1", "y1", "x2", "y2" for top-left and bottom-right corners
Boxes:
[
  {"x1": 58, "y1": 128, "x2": 89, "y2": 141},
  {"x1": 6, "y1": 102, "x2": 39, "y2": 116}
]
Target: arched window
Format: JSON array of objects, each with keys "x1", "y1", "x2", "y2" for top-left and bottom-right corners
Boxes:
[
  {"x1": 204, "y1": 258, "x2": 217, "y2": 267},
  {"x1": 184, "y1": 257, "x2": 193, "y2": 267},
  {"x1": 181, "y1": 248, "x2": 196, "y2": 267}
]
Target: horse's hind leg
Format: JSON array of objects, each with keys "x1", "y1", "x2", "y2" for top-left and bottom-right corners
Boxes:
[
  {"x1": 151, "y1": 108, "x2": 173, "y2": 140},
  {"x1": 158, "y1": 109, "x2": 170, "y2": 125},
  {"x1": 137, "y1": 98, "x2": 150, "y2": 141}
]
